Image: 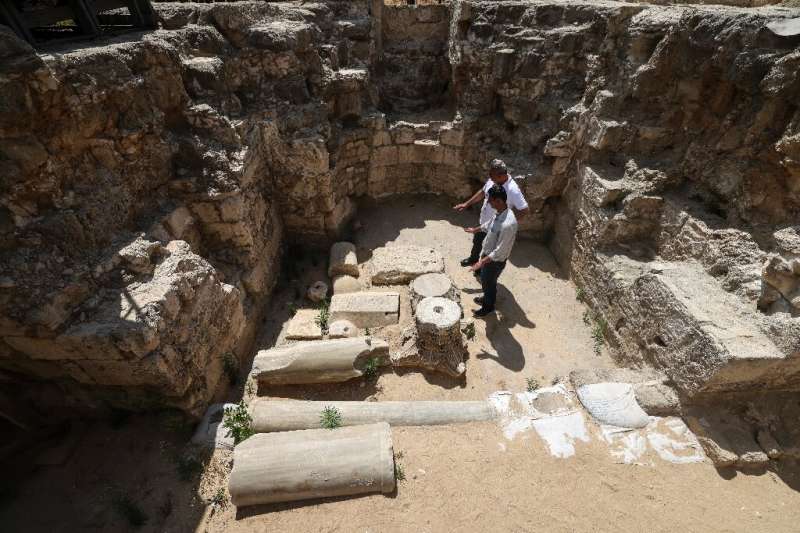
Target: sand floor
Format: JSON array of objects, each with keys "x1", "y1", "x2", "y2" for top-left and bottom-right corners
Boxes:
[{"x1": 3, "y1": 196, "x2": 800, "y2": 533}]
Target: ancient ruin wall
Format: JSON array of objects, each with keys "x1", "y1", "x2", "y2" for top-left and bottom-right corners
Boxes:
[{"x1": 2, "y1": 0, "x2": 800, "y2": 418}]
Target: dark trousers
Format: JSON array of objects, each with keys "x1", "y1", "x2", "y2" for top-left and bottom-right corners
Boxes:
[
  {"x1": 479, "y1": 259, "x2": 506, "y2": 311},
  {"x1": 468, "y1": 231, "x2": 487, "y2": 263}
]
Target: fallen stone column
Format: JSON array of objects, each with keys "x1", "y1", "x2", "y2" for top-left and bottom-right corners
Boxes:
[
  {"x1": 229, "y1": 422, "x2": 395, "y2": 507},
  {"x1": 251, "y1": 337, "x2": 389, "y2": 385},
  {"x1": 250, "y1": 400, "x2": 497, "y2": 432},
  {"x1": 410, "y1": 272, "x2": 459, "y2": 313}
]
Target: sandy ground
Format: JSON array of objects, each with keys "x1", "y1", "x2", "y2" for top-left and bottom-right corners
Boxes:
[{"x1": 3, "y1": 196, "x2": 800, "y2": 532}]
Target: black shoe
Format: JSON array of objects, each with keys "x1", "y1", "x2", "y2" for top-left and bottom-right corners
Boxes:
[
  {"x1": 473, "y1": 296, "x2": 484, "y2": 304},
  {"x1": 461, "y1": 258, "x2": 475, "y2": 267},
  {"x1": 473, "y1": 307, "x2": 494, "y2": 318}
]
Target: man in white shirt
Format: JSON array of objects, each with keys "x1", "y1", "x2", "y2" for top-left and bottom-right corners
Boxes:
[
  {"x1": 453, "y1": 159, "x2": 529, "y2": 272},
  {"x1": 464, "y1": 185, "x2": 518, "y2": 317}
]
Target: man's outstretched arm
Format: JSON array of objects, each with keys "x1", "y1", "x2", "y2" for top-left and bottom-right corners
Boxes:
[{"x1": 453, "y1": 188, "x2": 485, "y2": 211}]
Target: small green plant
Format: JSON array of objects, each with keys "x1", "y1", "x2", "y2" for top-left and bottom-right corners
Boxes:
[
  {"x1": 591, "y1": 316, "x2": 608, "y2": 356},
  {"x1": 176, "y1": 455, "x2": 203, "y2": 481},
  {"x1": 362, "y1": 357, "x2": 380, "y2": 379},
  {"x1": 287, "y1": 302, "x2": 298, "y2": 316},
  {"x1": 575, "y1": 287, "x2": 586, "y2": 302},
  {"x1": 112, "y1": 493, "x2": 148, "y2": 528},
  {"x1": 394, "y1": 451, "x2": 406, "y2": 482},
  {"x1": 582, "y1": 309, "x2": 591, "y2": 326},
  {"x1": 526, "y1": 377, "x2": 540, "y2": 392},
  {"x1": 222, "y1": 353, "x2": 238, "y2": 385},
  {"x1": 210, "y1": 487, "x2": 227, "y2": 508},
  {"x1": 223, "y1": 400, "x2": 254, "y2": 445},
  {"x1": 320, "y1": 405, "x2": 342, "y2": 429},
  {"x1": 462, "y1": 321, "x2": 476, "y2": 341},
  {"x1": 315, "y1": 298, "x2": 330, "y2": 334}
]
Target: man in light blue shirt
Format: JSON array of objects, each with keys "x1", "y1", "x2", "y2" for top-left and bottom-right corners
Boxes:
[{"x1": 464, "y1": 185, "x2": 518, "y2": 317}]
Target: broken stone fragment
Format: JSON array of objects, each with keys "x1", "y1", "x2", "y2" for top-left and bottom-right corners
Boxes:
[
  {"x1": 284, "y1": 309, "x2": 323, "y2": 341},
  {"x1": 306, "y1": 280, "x2": 329, "y2": 303},
  {"x1": 544, "y1": 130, "x2": 572, "y2": 158},
  {"x1": 329, "y1": 319, "x2": 358, "y2": 339},
  {"x1": 251, "y1": 337, "x2": 389, "y2": 385},
  {"x1": 330, "y1": 292, "x2": 400, "y2": 328},
  {"x1": 329, "y1": 242, "x2": 359, "y2": 278},
  {"x1": 370, "y1": 245, "x2": 445, "y2": 285},
  {"x1": 756, "y1": 428, "x2": 783, "y2": 460},
  {"x1": 191, "y1": 403, "x2": 236, "y2": 450},
  {"x1": 116, "y1": 236, "x2": 162, "y2": 274},
  {"x1": 332, "y1": 274, "x2": 361, "y2": 294}
]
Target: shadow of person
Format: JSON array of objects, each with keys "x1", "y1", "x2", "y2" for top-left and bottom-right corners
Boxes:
[
  {"x1": 473, "y1": 285, "x2": 535, "y2": 372},
  {"x1": 476, "y1": 314, "x2": 525, "y2": 372}
]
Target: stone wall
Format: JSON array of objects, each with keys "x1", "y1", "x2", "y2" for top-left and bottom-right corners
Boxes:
[
  {"x1": 377, "y1": 3, "x2": 452, "y2": 115},
  {"x1": 2, "y1": 0, "x2": 800, "y2": 418}
]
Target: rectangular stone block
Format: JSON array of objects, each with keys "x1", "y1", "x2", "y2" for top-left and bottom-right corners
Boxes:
[
  {"x1": 439, "y1": 127, "x2": 464, "y2": 147},
  {"x1": 285, "y1": 309, "x2": 323, "y2": 340},
  {"x1": 373, "y1": 145, "x2": 398, "y2": 166},
  {"x1": 330, "y1": 292, "x2": 400, "y2": 328}
]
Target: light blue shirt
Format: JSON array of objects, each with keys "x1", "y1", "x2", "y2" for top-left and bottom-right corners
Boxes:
[{"x1": 480, "y1": 208, "x2": 518, "y2": 262}]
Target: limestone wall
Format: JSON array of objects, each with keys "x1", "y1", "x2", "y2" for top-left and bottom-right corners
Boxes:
[{"x1": 2, "y1": 0, "x2": 800, "y2": 417}]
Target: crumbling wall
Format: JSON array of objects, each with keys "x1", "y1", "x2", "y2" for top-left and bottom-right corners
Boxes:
[
  {"x1": 377, "y1": 3, "x2": 452, "y2": 115},
  {"x1": 446, "y1": 1, "x2": 800, "y2": 398},
  {"x1": 2, "y1": 0, "x2": 800, "y2": 418},
  {"x1": 0, "y1": 1, "x2": 377, "y2": 417}
]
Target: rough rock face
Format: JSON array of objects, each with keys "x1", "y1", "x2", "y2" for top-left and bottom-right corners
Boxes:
[{"x1": 2, "y1": 0, "x2": 800, "y2": 417}]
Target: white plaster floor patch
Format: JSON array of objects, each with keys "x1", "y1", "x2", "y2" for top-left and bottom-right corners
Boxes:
[
  {"x1": 489, "y1": 385, "x2": 589, "y2": 457},
  {"x1": 489, "y1": 388, "x2": 706, "y2": 465}
]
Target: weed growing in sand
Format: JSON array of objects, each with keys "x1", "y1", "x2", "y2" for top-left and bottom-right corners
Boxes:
[
  {"x1": 176, "y1": 455, "x2": 203, "y2": 481},
  {"x1": 315, "y1": 298, "x2": 330, "y2": 334},
  {"x1": 112, "y1": 493, "x2": 148, "y2": 528},
  {"x1": 462, "y1": 321, "x2": 476, "y2": 341},
  {"x1": 210, "y1": 488, "x2": 227, "y2": 508},
  {"x1": 363, "y1": 357, "x2": 381, "y2": 379},
  {"x1": 222, "y1": 353, "x2": 238, "y2": 385},
  {"x1": 575, "y1": 287, "x2": 586, "y2": 302},
  {"x1": 223, "y1": 400, "x2": 253, "y2": 445},
  {"x1": 287, "y1": 302, "x2": 298, "y2": 316},
  {"x1": 582, "y1": 309, "x2": 591, "y2": 326},
  {"x1": 526, "y1": 377, "x2": 540, "y2": 392},
  {"x1": 394, "y1": 451, "x2": 406, "y2": 482},
  {"x1": 320, "y1": 405, "x2": 342, "y2": 429}
]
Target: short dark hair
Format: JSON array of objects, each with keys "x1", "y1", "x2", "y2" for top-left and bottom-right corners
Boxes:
[{"x1": 487, "y1": 184, "x2": 507, "y2": 203}]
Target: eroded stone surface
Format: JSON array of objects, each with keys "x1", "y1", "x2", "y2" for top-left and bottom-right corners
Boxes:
[
  {"x1": 285, "y1": 309, "x2": 323, "y2": 341},
  {"x1": 329, "y1": 320, "x2": 358, "y2": 339},
  {"x1": 370, "y1": 246, "x2": 445, "y2": 285},
  {"x1": 332, "y1": 275, "x2": 361, "y2": 295}
]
